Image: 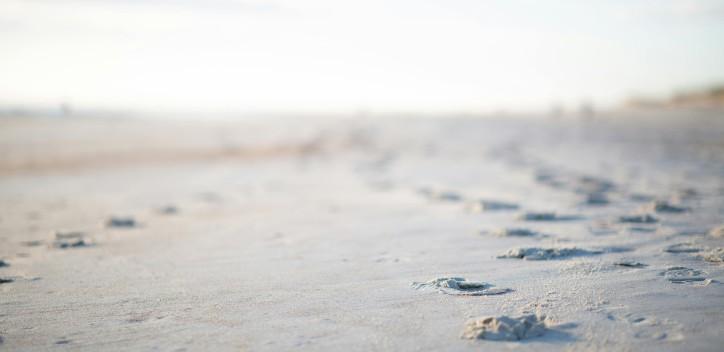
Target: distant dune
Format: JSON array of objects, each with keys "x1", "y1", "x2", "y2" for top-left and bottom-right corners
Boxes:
[{"x1": 625, "y1": 85, "x2": 724, "y2": 110}]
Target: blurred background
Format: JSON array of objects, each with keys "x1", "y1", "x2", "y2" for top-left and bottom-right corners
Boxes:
[{"x1": 2, "y1": 0, "x2": 724, "y2": 118}]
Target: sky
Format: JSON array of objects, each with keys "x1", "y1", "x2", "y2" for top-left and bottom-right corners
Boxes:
[{"x1": 1, "y1": 0, "x2": 724, "y2": 114}]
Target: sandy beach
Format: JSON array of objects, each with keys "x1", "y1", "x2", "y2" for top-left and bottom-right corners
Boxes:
[{"x1": 1, "y1": 112, "x2": 723, "y2": 351}]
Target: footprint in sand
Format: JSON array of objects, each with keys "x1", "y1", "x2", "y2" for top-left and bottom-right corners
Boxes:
[
  {"x1": 461, "y1": 314, "x2": 551, "y2": 341},
  {"x1": 52, "y1": 231, "x2": 93, "y2": 249},
  {"x1": 411, "y1": 277, "x2": 511, "y2": 296},
  {"x1": 157, "y1": 205, "x2": 179, "y2": 215},
  {"x1": 670, "y1": 188, "x2": 699, "y2": 203},
  {"x1": 660, "y1": 267, "x2": 711, "y2": 285},
  {"x1": 647, "y1": 201, "x2": 689, "y2": 214},
  {"x1": 535, "y1": 172, "x2": 565, "y2": 188},
  {"x1": 517, "y1": 212, "x2": 581, "y2": 221},
  {"x1": 485, "y1": 228, "x2": 543, "y2": 238},
  {"x1": 582, "y1": 192, "x2": 610, "y2": 206},
  {"x1": 497, "y1": 247, "x2": 603, "y2": 260},
  {"x1": 618, "y1": 214, "x2": 658, "y2": 224},
  {"x1": 575, "y1": 176, "x2": 615, "y2": 194},
  {"x1": 608, "y1": 312, "x2": 684, "y2": 342},
  {"x1": 626, "y1": 226, "x2": 657, "y2": 233},
  {"x1": 664, "y1": 243, "x2": 701, "y2": 254},
  {"x1": 106, "y1": 216, "x2": 137, "y2": 228},
  {"x1": 588, "y1": 223, "x2": 618, "y2": 236},
  {"x1": 613, "y1": 260, "x2": 648, "y2": 268},
  {"x1": 467, "y1": 199, "x2": 519, "y2": 212},
  {"x1": 534, "y1": 172, "x2": 615, "y2": 197},
  {"x1": 20, "y1": 240, "x2": 43, "y2": 247},
  {"x1": 629, "y1": 193, "x2": 655, "y2": 202},
  {"x1": 196, "y1": 192, "x2": 223, "y2": 203},
  {"x1": 419, "y1": 189, "x2": 464, "y2": 202},
  {"x1": 674, "y1": 228, "x2": 708, "y2": 236}
]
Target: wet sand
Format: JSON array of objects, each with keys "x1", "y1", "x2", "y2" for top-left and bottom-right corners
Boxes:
[{"x1": 1, "y1": 112, "x2": 723, "y2": 351}]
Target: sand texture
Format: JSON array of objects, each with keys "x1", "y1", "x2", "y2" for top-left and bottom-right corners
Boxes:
[{"x1": 1, "y1": 112, "x2": 724, "y2": 351}]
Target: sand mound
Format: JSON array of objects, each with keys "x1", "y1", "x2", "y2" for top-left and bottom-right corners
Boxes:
[
  {"x1": 709, "y1": 226, "x2": 724, "y2": 238},
  {"x1": 700, "y1": 248, "x2": 724, "y2": 263},
  {"x1": 461, "y1": 314, "x2": 549, "y2": 341}
]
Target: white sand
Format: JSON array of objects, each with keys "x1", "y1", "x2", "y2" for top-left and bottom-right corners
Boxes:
[{"x1": 1, "y1": 112, "x2": 723, "y2": 351}]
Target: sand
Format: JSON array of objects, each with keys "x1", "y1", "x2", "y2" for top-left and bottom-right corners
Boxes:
[
  {"x1": 1, "y1": 111, "x2": 723, "y2": 351},
  {"x1": 488, "y1": 228, "x2": 542, "y2": 238},
  {"x1": 619, "y1": 214, "x2": 660, "y2": 224},
  {"x1": 497, "y1": 247, "x2": 603, "y2": 260},
  {"x1": 700, "y1": 248, "x2": 724, "y2": 263},
  {"x1": 411, "y1": 277, "x2": 512, "y2": 296},
  {"x1": 613, "y1": 260, "x2": 648, "y2": 268},
  {"x1": 461, "y1": 314, "x2": 550, "y2": 341},
  {"x1": 467, "y1": 199, "x2": 519, "y2": 212}
]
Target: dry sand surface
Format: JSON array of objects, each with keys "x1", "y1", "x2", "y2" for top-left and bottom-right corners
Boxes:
[{"x1": 1, "y1": 112, "x2": 724, "y2": 351}]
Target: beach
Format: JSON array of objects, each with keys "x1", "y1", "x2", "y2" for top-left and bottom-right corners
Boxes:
[{"x1": 1, "y1": 111, "x2": 723, "y2": 351}]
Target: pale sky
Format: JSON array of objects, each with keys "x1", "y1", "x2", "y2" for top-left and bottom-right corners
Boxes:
[{"x1": 1, "y1": 0, "x2": 724, "y2": 113}]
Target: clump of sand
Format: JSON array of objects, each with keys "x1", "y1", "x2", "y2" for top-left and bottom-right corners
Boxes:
[
  {"x1": 700, "y1": 248, "x2": 724, "y2": 263},
  {"x1": 461, "y1": 314, "x2": 550, "y2": 341},
  {"x1": 709, "y1": 225, "x2": 724, "y2": 238}
]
